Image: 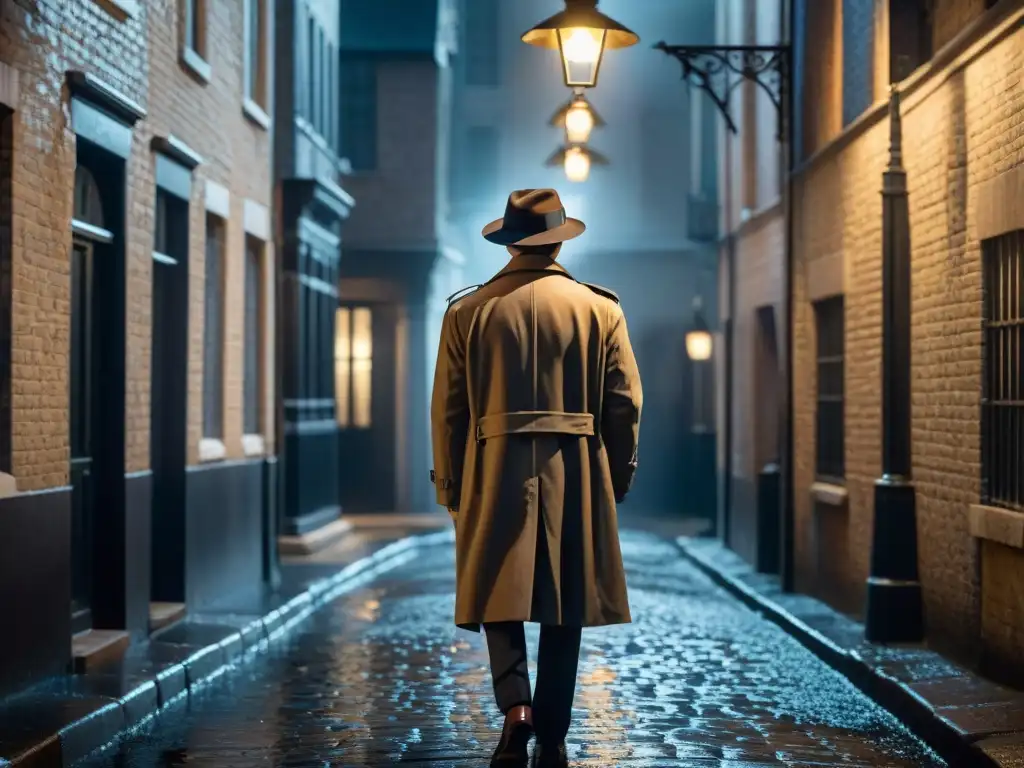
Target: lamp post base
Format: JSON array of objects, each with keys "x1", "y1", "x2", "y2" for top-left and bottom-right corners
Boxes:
[{"x1": 864, "y1": 475, "x2": 923, "y2": 643}]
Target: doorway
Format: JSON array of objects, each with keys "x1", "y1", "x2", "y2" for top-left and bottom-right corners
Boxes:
[
  {"x1": 754, "y1": 305, "x2": 780, "y2": 468},
  {"x1": 150, "y1": 190, "x2": 189, "y2": 603},
  {"x1": 335, "y1": 303, "x2": 399, "y2": 512},
  {"x1": 69, "y1": 164, "x2": 114, "y2": 634}
]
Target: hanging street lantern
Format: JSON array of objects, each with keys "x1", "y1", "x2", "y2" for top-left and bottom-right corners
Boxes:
[
  {"x1": 685, "y1": 296, "x2": 713, "y2": 361},
  {"x1": 550, "y1": 91, "x2": 606, "y2": 145},
  {"x1": 545, "y1": 144, "x2": 609, "y2": 183},
  {"x1": 522, "y1": 0, "x2": 639, "y2": 89}
]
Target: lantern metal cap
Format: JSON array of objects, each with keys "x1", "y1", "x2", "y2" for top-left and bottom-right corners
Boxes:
[
  {"x1": 522, "y1": 1, "x2": 640, "y2": 50},
  {"x1": 545, "y1": 144, "x2": 610, "y2": 168},
  {"x1": 549, "y1": 93, "x2": 607, "y2": 129}
]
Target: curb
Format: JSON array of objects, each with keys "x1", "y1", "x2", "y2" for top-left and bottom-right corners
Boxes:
[
  {"x1": 674, "y1": 536, "x2": 1011, "y2": 768},
  {"x1": 1, "y1": 529, "x2": 455, "y2": 767}
]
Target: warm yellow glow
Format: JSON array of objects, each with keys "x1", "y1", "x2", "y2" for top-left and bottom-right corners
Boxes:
[
  {"x1": 352, "y1": 308, "x2": 372, "y2": 360},
  {"x1": 351, "y1": 308, "x2": 372, "y2": 427},
  {"x1": 564, "y1": 147, "x2": 591, "y2": 182},
  {"x1": 686, "y1": 330, "x2": 713, "y2": 361},
  {"x1": 557, "y1": 27, "x2": 606, "y2": 87},
  {"x1": 335, "y1": 308, "x2": 351, "y2": 427},
  {"x1": 560, "y1": 27, "x2": 602, "y2": 63},
  {"x1": 565, "y1": 103, "x2": 594, "y2": 144}
]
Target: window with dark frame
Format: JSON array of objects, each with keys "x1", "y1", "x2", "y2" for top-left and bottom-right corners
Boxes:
[
  {"x1": 339, "y1": 57, "x2": 378, "y2": 172},
  {"x1": 243, "y1": 236, "x2": 263, "y2": 436},
  {"x1": 245, "y1": 0, "x2": 268, "y2": 108},
  {"x1": 814, "y1": 296, "x2": 845, "y2": 482},
  {"x1": 0, "y1": 108, "x2": 12, "y2": 474},
  {"x1": 982, "y1": 232, "x2": 1024, "y2": 512},
  {"x1": 184, "y1": 0, "x2": 206, "y2": 57},
  {"x1": 889, "y1": 0, "x2": 932, "y2": 82},
  {"x1": 202, "y1": 215, "x2": 225, "y2": 440}
]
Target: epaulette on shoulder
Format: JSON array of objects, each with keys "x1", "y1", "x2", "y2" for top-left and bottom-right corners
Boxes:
[
  {"x1": 445, "y1": 283, "x2": 482, "y2": 308},
  {"x1": 580, "y1": 281, "x2": 619, "y2": 304}
]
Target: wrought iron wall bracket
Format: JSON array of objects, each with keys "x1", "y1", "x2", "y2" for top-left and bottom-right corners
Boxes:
[{"x1": 654, "y1": 43, "x2": 791, "y2": 140}]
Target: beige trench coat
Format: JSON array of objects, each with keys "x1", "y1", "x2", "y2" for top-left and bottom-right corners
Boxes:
[{"x1": 430, "y1": 254, "x2": 643, "y2": 631}]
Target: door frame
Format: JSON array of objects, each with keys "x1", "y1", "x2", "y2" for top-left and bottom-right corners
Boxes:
[{"x1": 68, "y1": 222, "x2": 113, "y2": 634}]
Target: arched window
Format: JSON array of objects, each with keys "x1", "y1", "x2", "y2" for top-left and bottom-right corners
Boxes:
[{"x1": 73, "y1": 165, "x2": 105, "y2": 229}]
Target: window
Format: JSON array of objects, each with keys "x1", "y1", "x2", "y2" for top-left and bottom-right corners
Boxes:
[
  {"x1": 244, "y1": 0, "x2": 268, "y2": 109},
  {"x1": 243, "y1": 236, "x2": 264, "y2": 436},
  {"x1": 982, "y1": 232, "x2": 1024, "y2": 511},
  {"x1": 202, "y1": 215, "x2": 225, "y2": 439},
  {"x1": 889, "y1": 0, "x2": 932, "y2": 82},
  {"x1": 814, "y1": 296, "x2": 845, "y2": 482},
  {"x1": 184, "y1": 0, "x2": 206, "y2": 57},
  {"x1": 842, "y1": 0, "x2": 874, "y2": 125},
  {"x1": 335, "y1": 306, "x2": 372, "y2": 428},
  {"x1": 464, "y1": 0, "x2": 499, "y2": 86},
  {"x1": 0, "y1": 109, "x2": 12, "y2": 473},
  {"x1": 339, "y1": 58, "x2": 378, "y2": 172},
  {"x1": 309, "y1": 17, "x2": 319, "y2": 130},
  {"x1": 154, "y1": 190, "x2": 170, "y2": 255}
]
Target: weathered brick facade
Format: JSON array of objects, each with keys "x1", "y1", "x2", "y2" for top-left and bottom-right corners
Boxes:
[
  {"x1": 791, "y1": 0, "x2": 1024, "y2": 672},
  {"x1": 0, "y1": 0, "x2": 274, "y2": 488}
]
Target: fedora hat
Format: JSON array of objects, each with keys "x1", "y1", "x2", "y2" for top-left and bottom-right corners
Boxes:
[{"x1": 481, "y1": 189, "x2": 586, "y2": 246}]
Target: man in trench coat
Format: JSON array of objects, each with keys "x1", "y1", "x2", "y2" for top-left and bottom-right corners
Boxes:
[{"x1": 430, "y1": 189, "x2": 643, "y2": 768}]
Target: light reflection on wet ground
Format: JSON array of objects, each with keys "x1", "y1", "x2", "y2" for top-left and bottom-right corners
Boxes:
[{"x1": 82, "y1": 532, "x2": 944, "y2": 767}]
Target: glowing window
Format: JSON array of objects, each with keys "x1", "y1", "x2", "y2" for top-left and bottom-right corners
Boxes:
[{"x1": 335, "y1": 306, "x2": 372, "y2": 428}]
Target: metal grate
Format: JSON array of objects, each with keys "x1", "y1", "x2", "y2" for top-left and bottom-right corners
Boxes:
[
  {"x1": 982, "y1": 232, "x2": 1024, "y2": 511},
  {"x1": 814, "y1": 296, "x2": 845, "y2": 482}
]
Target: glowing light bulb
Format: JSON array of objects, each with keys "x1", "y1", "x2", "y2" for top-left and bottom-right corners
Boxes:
[
  {"x1": 564, "y1": 147, "x2": 591, "y2": 183},
  {"x1": 561, "y1": 28, "x2": 601, "y2": 64},
  {"x1": 686, "y1": 330, "x2": 713, "y2": 361},
  {"x1": 565, "y1": 104, "x2": 595, "y2": 144}
]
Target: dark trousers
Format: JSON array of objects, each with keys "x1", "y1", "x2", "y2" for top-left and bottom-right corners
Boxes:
[{"x1": 484, "y1": 621, "x2": 583, "y2": 744}]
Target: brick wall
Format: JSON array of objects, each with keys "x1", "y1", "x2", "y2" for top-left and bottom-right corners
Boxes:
[
  {"x1": 146, "y1": 0, "x2": 275, "y2": 469},
  {"x1": 0, "y1": 0, "x2": 148, "y2": 490},
  {"x1": 0, "y1": 0, "x2": 274, "y2": 490},
  {"x1": 793, "y1": 4, "x2": 1021, "y2": 661}
]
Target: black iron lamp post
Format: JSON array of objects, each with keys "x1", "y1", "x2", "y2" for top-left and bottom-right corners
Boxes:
[
  {"x1": 865, "y1": 87, "x2": 923, "y2": 643},
  {"x1": 521, "y1": 0, "x2": 639, "y2": 89},
  {"x1": 656, "y1": 32, "x2": 795, "y2": 586}
]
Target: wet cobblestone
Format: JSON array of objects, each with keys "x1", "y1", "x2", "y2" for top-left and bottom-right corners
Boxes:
[{"x1": 83, "y1": 532, "x2": 943, "y2": 767}]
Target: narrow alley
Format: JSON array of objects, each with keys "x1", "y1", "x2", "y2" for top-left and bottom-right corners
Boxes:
[{"x1": 82, "y1": 531, "x2": 941, "y2": 767}]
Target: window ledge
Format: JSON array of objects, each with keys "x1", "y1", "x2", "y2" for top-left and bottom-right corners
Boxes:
[
  {"x1": 242, "y1": 434, "x2": 266, "y2": 458},
  {"x1": 242, "y1": 98, "x2": 271, "y2": 131},
  {"x1": 180, "y1": 47, "x2": 212, "y2": 85},
  {"x1": 94, "y1": 0, "x2": 139, "y2": 19},
  {"x1": 198, "y1": 437, "x2": 226, "y2": 463},
  {"x1": 0, "y1": 472, "x2": 17, "y2": 499},
  {"x1": 811, "y1": 481, "x2": 848, "y2": 509},
  {"x1": 969, "y1": 503, "x2": 1024, "y2": 549}
]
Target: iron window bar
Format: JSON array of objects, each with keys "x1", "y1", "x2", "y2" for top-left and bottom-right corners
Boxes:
[
  {"x1": 653, "y1": 42, "x2": 790, "y2": 140},
  {"x1": 981, "y1": 231, "x2": 1024, "y2": 512}
]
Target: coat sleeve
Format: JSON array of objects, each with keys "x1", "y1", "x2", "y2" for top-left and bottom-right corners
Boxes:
[
  {"x1": 430, "y1": 306, "x2": 470, "y2": 510},
  {"x1": 601, "y1": 304, "x2": 643, "y2": 503}
]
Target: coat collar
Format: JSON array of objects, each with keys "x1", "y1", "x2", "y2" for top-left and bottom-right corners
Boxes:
[{"x1": 490, "y1": 254, "x2": 574, "y2": 282}]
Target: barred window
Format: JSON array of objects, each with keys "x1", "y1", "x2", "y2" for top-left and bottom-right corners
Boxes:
[
  {"x1": 982, "y1": 232, "x2": 1023, "y2": 511},
  {"x1": 815, "y1": 296, "x2": 845, "y2": 482}
]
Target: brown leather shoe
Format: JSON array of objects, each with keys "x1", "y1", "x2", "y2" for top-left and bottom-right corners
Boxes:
[
  {"x1": 490, "y1": 705, "x2": 533, "y2": 766},
  {"x1": 532, "y1": 742, "x2": 568, "y2": 768}
]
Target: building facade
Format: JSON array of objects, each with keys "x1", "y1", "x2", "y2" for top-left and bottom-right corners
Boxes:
[
  {"x1": 273, "y1": 0, "x2": 354, "y2": 541},
  {"x1": 0, "y1": 0, "x2": 277, "y2": 698},
  {"x1": 713, "y1": 0, "x2": 790, "y2": 569},
  {"x1": 334, "y1": 0, "x2": 460, "y2": 515},
  {"x1": 724, "y1": 0, "x2": 1024, "y2": 684}
]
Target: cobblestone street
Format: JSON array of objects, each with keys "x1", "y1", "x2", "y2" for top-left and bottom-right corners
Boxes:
[{"x1": 83, "y1": 531, "x2": 943, "y2": 767}]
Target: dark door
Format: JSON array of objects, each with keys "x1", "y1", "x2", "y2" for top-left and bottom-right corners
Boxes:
[
  {"x1": 336, "y1": 303, "x2": 398, "y2": 512},
  {"x1": 150, "y1": 251, "x2": 188, "y2": 602},
  {"x1": 69, "y1": 237, "x2": 95, "y2": 634}
]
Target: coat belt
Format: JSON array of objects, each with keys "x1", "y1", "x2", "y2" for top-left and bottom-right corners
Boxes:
[{"x1": 475, "y1": 410, "x2": 594, "y2": 443}]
